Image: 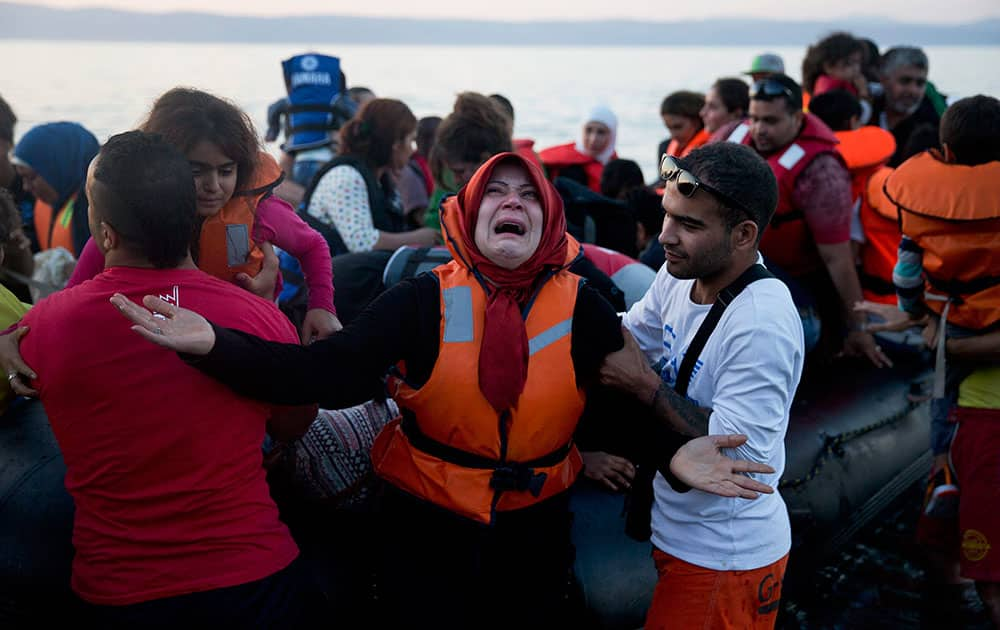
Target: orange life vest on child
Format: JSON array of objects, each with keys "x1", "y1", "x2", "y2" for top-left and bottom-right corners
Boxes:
[
  {"x1": 858, "y1": 166, "x2": 900, "y2": 304},
  {"x1": 740, "y1": 114, "x2": 842, "y2": 276},
  {"x1": 835, "y1": 127, "x2": 898, "y2": 303},
  {"x1": 538, "y1": 142, "x2": 611, "y2": 194},
  {"x1": 886, "y1": 151, "x2": 1000, "y2": 330},
  {"x1": 666, "y1": 127, "x2": 711, "y2": 159},
  {"x1": 371, "y1": 259, "x2": 586, "y2": 524},
  {"x1": 33, "y1": 194, "x2": 78, "y2": 254},
  {"x1": 196, "y1": 152, "x2": 284, "y2": 283}
]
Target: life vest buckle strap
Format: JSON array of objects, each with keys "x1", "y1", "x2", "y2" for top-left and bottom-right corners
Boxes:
[{"x1": 489, "y1": 465, "x2": 548, "y2": 498}]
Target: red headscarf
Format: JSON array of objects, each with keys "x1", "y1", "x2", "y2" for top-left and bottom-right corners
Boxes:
[{"x1": 440, "y1": 152, "x2": 569, "y2": 412}]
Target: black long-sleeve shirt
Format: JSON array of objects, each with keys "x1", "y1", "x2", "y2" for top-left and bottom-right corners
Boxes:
[{"x1": 189, "y1": 273, "x2": 623, "y2": 410}]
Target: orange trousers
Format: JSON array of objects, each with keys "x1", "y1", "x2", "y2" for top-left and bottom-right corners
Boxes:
[{"x1": 645, "y1": 549, "x2": 788, "y2": 630}]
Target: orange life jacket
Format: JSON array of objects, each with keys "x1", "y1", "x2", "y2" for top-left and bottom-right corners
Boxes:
[
  {"x1": 666, "y1": 127, "x2": 711, "y2": 159},
  {"x1": 886, "y1": 151, "x2": 1000, "y2": 330},
  {"x1": 740, "y1": 113, "x2": 842, "y2": 276},
  {"x1": 371, "y1": 259, "x2": 586, "y2": 524},
  {"x1": 196, "y1": 152, "x2": 284, "y2": 283},
  {"x1": 538, "y1": 141, "x2": 611, "y2": 194},
  {"x1": 33, "y1": 194, "x2": 78, "y2": 254},
  {"x1": 834, "y1": 127, "x2": 898, "y2": 303},
  {"x1": 858, "y1": 166, "x2": 900, "y2": 304}
]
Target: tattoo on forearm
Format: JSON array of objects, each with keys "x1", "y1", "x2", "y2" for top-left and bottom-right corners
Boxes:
[{"x1": 651, "y1": 382, "x2": 711, "y2": 437}]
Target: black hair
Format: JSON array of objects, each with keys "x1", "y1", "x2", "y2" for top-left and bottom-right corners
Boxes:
[
  {"x1": 92, "y1": 131, "x2": 197, "y2": 268},
  {"x1": 940, "y1": 95, "x2": 1000, "y2": 166},
  {"x1": 0, "y1": 94, "x2": 14, "y2": 144},
  {"x1": 625, "y1": 188, "x2": 665, "y2": 238},
  {"x1": 712, "y1": 78, "x2": 750, "y2": 115},
  {"x1": 347, "y1": 87, "x2": 375, "y2": 103},
  {"x1": 416, "y1": 116, "x2": 442, "y2": 158},
  {"x1": 750, "y1": 73, "x2": 803, "y2": 114},
  {"x1": 682, "y1": 143, "x2": 778, "y2": 244},
  {"x1": 809, "y1": 90, "x2": 862, "y2": 132},
  {"x1": 899, "y1": 123, "x2": 940, "y2": 162},
  {"x1": 600, "y1": 159, "x2": 645, "y2": 199},
  {"x1": 801, "y1": 32, "x2": 863, "y2": 94},
  {"x1": 489, "y1": 94, "x2": 515, "y2": 122},
  {"x1": 660, "y1": 91, "x2": 705, "y2": 120},
  {"x1": 0, "y1": 189, "x2": 18, "y2": 246},
  {"x1": 858, "y1": 38, "x2": 881, "y2": 82}
]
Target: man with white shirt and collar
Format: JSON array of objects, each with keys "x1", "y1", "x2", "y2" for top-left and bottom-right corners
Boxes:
[{"x1": 600, "y1": 142, "x2": 803, "y2": 629}]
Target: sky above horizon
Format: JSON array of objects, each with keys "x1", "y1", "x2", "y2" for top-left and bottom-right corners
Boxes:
[{"x1": 26, "y1": 0, "x2": 1000, "y2": 25}]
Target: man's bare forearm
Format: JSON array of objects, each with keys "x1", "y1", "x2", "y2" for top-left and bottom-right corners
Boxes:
[{"x1": 651, "y1": 381, "x2": 712, "y2": 437}]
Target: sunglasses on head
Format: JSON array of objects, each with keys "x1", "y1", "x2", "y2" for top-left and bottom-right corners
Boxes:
[
  {"x1": 659, "y1": 154, "x2": 753, "y2": 217},
  {"x1": 751, "y1": 79, "x2": 800, "y2": 105}
]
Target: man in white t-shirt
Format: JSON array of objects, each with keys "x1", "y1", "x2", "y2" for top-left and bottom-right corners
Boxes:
[{"x1": 600, "y1": 142, "x2": 804, "y2": 629}]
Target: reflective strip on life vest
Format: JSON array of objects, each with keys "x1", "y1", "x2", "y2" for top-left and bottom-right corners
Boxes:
[
  {"x1": 442, "y1": 286, "x2": 474, "y2": 342},
  {"x1": 528, "y1": 318, "x2": 573, "y2": 356}
]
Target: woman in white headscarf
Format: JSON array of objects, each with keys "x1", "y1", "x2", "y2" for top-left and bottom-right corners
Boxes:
[{"x1": 539, "y1": 105, "x2": 618, "y2": 193}]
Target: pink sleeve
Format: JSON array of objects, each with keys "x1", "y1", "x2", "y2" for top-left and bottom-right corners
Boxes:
[
  {"x1": 65, "y1": 237, "x2": 105, "y2": 288},
  {"x1": 254, "y1": 196, "x2": 336, "y2": 314},
  {"x1": 793, "y1": 154, "x2": 853, "y2": 245}
]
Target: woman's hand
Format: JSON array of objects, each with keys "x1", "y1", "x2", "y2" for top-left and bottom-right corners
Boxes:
[
  {"x1": 300, "y1": 308, "x2": 343, "y2": 344},
  {"x1": 110, "y1": 293, "x2": 216, "y2": 355},
  {"x1": 582, "y1": 450, "x2": 636, "y2": 492},
  {"x1": 670, "y1": 434, "x2": 776, "y2": 499},
  {"x1": 234, "y1": 242, "x2": 280, "y2": 300},
  {"x1": 0, "y1": 327, "x2": 38, "y2": 396}
]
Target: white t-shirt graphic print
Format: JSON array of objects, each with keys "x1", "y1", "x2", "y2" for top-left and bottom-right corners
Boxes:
[{"x1": 622, "y1": 257, "x2": 804, "y2": 571}]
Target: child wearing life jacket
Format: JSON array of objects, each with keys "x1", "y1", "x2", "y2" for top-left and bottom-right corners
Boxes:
[
  {"x1": 858, "y1": 96, "x2": 1000, "y2": 623},
  {"x1": 659, "y1": 91, "x2": 710, "y2": 160},
  {"x1": 802, "y1": 32, "x2": 871, "y2": 122},
  {"x1": 68, "y1": 88, "x2": 340, "y2": 343}
]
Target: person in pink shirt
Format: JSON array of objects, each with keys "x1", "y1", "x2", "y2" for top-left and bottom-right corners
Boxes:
[{"x1": 67, "y1": 88, "x2": 340, "y2": 344}]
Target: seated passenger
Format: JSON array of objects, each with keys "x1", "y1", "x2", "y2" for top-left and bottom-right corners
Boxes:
[
  {"x1": 301, "y1": 98, "x2": 439, "y2": 255},
  {"x1": 540, "y1": 105, "x2": 618, "y2": 193},
  {"x1": 12, "y1": 122, "x2": 99, "y2": 258},
  {"x1": 659, "y1": 91, "x2": 709, "y2": 159}
]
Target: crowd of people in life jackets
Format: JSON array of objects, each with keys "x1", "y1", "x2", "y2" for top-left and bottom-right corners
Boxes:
[{"x1": 0, "y1": 27, "x2": 997, "y2": 629}]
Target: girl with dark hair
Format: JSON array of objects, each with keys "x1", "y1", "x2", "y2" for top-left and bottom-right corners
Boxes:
[
  {"x1": 68, "y1": 87, "x2": 341, "y2": 343},
  {"x1": 660, "y1": 91, "x2": 709, "y2": 159},
  {"x1": 301, "y1": 98, "x2": 439, "y2": 254},
  {"x1": 700, "y1": 78, "x2": 750, "y2": 136},
  {"x1": 802, "y1": 32, "x2": 869, "y2": 101}
]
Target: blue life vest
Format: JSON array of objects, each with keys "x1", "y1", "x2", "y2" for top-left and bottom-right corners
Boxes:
[{"x1": 276, "y1": 54, "x2": 355, "y2": 153}]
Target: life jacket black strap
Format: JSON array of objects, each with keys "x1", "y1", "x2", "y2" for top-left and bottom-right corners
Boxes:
[
  {"x1": 926, "y1": 273, "x2": 1000, "y2": 302},
  {"x1": 400, "y1": 413, "x2": 571, "y2": 498},
  {"x1": 859, "y1": 270, "x2": 896, "y2": 297},
  {"x1": 770, "y1": 209, "x2": 804, "y2": 228}
]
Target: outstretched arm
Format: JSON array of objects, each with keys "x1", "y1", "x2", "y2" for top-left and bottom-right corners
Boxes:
[{"x1": 111, "y1": 278, "x2": 427, "y2": 409}]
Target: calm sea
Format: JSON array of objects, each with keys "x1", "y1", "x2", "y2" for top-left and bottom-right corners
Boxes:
[{"x1": 2, "y1": 41, "x2": 998, "y2": 179}]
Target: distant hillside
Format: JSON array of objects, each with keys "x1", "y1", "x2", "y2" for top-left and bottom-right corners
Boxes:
[{"x1": 5, "y1": 3, "x2": 1000, "y2": 46}]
